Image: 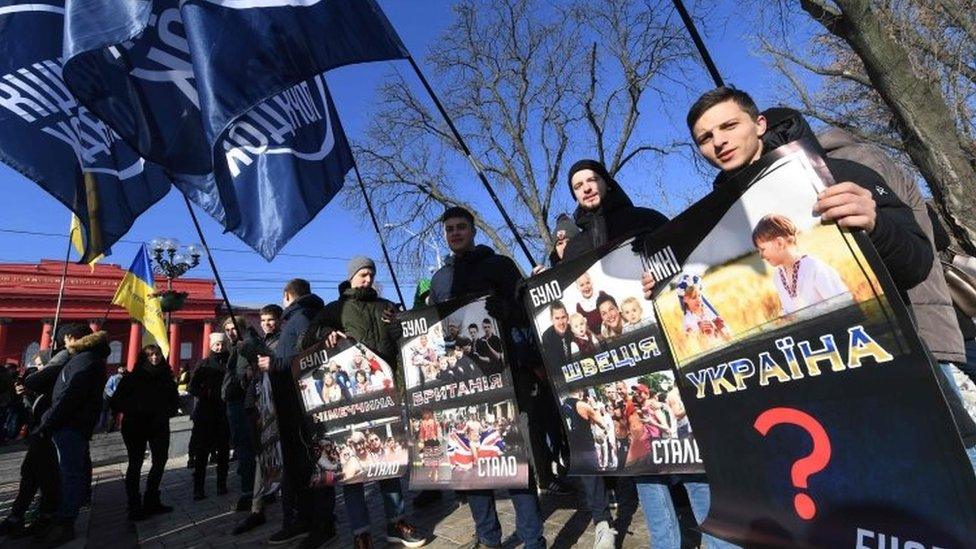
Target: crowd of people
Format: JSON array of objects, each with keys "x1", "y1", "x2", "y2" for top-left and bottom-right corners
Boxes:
[{"x1": 0, "y1": 87, "x2": 973, "y2": 549}]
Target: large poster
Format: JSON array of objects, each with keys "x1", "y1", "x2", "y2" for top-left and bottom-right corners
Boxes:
[
  {"x1": 397, "y1": 294, "x2": 530, "y2": 490},
  {"x1": 292, "y1": 339, "x2": 409, "y2": 486},
  {"x1": 524, "y1": 238, "x2": 705, "y2": 475},
  {"x1": 646, "y1": 142, "x2": 976, "y2": 546},
  {"x1": 255, "y1": 373, "x2": 282, "y2": 497}
]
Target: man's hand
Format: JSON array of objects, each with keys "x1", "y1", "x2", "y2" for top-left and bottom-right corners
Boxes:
[
  {"x1": 531, "y1": 265, "x2": 548, "y2": 275},
  {"x1": 816, "y1": 182, "x2": 877, "y2": 232},
  {"x1": 641, "y1": 271, "x2": 657, "y2": 300},
  {"x1": 323, "y1": 330, "x2": 346, "y2": 349},
  {"x1": 257, "y1": 355, "x2": 271, "y2": 372},
  {"x1": 381, "y1": 305, "x2": 397, "y2": 324}
]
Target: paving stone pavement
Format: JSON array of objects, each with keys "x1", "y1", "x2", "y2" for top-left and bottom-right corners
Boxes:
[{"x1": 2, "y1": 452, "x2": 708, "y2": 548}]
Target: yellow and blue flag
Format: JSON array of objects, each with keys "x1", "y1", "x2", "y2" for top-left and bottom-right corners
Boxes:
[{"x1": 112, "y1": 245, "x2": 169, "y2": 358}]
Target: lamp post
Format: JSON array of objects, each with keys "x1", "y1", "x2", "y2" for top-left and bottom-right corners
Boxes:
[
  {"x1": 384, "y1": 224, "x2": 443, "y2": 273},
  {"x1": 148, "y1": 238, "x2": 203, "y2": 322}
]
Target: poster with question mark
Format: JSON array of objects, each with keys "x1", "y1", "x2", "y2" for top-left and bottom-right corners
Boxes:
[{"x1": 642, "y1": 141, "x2": 976, "y2": 547}]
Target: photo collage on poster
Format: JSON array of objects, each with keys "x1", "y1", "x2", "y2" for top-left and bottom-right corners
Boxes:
[
  {"x1": 645, "y1": 142, "x2": 976, "y2": 547},
  {"x1": 292, "y1": 338, "x2": 408, "y2": 486},
  {"x1": 255, "y1": 373, "x2": 282, "y2": 496},
  {"x1": 525, "y1": 238, "x2": 704, "y2": 475},
  {"x1": 397, "y1": 294, "x2": 530, "y2": 490}
]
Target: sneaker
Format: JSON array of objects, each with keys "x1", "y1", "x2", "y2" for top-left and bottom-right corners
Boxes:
[
  {"x1": 593, "y1": 520, "x2": 617, "y2": 549},
  {"x1": 386, "y1": 520, "x2": 428, "y2": 547},
  {"x1": 234, "y1": 495, "x2": 251, "y2": 512},
  {"x1": 353, "y1": 532, "x2": 374, "y2": 549},
  {"x1": 268, "y1": 525, "x2": 310, "y2": 545},
  {"x1": 299, "y1": 527, "x2": 338, "y2": 548},
  {"x1": 36, "y1": 520, "x2": 74, "y2": 546},
  {"x1": 232, "y1": 512, "x2": 265, "y2": 535},
  {"x1": 411, "y1": 490, "x2": 442, "y2": 508}
]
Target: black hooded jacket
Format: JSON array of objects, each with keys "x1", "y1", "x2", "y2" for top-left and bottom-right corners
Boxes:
[
  {"x1": 563, "y1": 179, "x2": 669, "y2": 261},
  {"x1": 39, "y1": 331, "x2": 109, "y2": 437},
  {"x1": 713, "y1": 108, "x2": 932, "y2": 295},
  {"x1": 111, "y1": 358, "x2": 179, "y2": 426},
  {"x1": 270, "y1": 293, "x2": 325, "y2": 446}
]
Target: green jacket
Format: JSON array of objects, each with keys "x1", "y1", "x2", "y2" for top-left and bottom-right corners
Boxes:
[{"x1": 309, "y1": 286, "x2": 398, "y2": 365}]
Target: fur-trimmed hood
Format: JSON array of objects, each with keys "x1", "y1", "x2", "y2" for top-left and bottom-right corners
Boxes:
[{"x1": 67, "y1": 330, "x2": 110, "y2": 358}]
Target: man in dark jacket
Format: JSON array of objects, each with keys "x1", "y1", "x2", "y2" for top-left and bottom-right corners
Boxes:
[
  {"x1": 428, "y1": 206, "x2": 546, "y2": 549},
  {"x1": 36, "y1": 324, "x2": 108, "y2": 545},
  {"x1": 220, "y1": 314, "x2": 258, "y2": 513},
  {"x1": 0, "y1": 345, "x2": 69, "y2": 538},
  {"x1": 257, "y1": 279, "x2": 336, "y2": 548},
  {"x1": 304, "y1": 257, "x2": 427, "y2": 548},
  {"x1": 564, "y1": 159, "x2": 671, "y2": 549},
  {"x1": 233, "y1": 304, "x2": 283, "y2": 535}
]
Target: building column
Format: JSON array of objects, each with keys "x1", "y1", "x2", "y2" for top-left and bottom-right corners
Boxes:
[
  {"x1": 88, "y1": 318, "x2": 103, "y2": 333},
  {"x1": 168, "y1": 319, "x2": 182, "y2": 374},
  {"x1": 201, "y1": 320, "x2": 213, "y2": 359},
  {"x1": 0, "y1": 318, "x2": 10, "y2": 361},
  {"x1": 126, "y1": 321, "x2": 142, "y2": 371},
  {"x1": 39, "y1": 318, "x2": 54, "y2": 350}
]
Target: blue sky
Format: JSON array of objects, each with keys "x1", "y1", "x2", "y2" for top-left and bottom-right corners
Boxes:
[{"x1": 0, "y1": 1, "x2": 816, "y2": 308}]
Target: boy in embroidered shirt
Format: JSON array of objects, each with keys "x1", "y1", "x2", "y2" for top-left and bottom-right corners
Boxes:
[{"x1": 752, "y1": 213, "x2": 851, "y2": 315}]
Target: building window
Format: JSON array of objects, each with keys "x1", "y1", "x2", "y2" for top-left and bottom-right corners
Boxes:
[
  {"x1": 22, "y1": 341, "x2": 39, "y2": 366},
  {"x1": 108, "y1": 341, "x2": 123, "y2": 364},
  {"x1": 181, "y1": 341, "x2": 193, "y2": 360}
]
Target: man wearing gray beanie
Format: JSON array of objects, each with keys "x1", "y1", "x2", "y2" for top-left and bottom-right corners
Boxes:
[{"x1": 346, "y1": 256, "x2": 376, "y2": 283}]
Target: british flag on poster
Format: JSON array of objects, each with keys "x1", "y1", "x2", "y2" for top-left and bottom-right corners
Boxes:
[{"x1": 448, "y1": 424, "x2": 504, "y2": 470}]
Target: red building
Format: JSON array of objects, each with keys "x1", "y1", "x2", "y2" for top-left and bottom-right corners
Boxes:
[{"x1": 0, "y1": 259, "x2": 222, "y2": 374}]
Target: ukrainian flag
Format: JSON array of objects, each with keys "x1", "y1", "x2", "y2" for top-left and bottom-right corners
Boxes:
[{"x1": 112, "y1": 245, "x2": 169, "y2": 358}]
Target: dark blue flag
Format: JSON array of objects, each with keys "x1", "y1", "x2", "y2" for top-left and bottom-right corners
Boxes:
[
  {"x1": 61, "y1": 0, "x2": 407, "y2": 259},
  {"x1": 0, "y1": 1, "x2": 171, "y2": 262}
]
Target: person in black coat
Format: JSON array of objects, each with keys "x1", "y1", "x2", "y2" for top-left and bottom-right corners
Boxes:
[
  {"x1": 189, "y1": 333, "x2": 231, "y2": 500},
  {"x1": 35, "y1": 324, "x2": 109, "y2": 546},
  {"x1": 0, "y1": 347, "x2": 69, "y2": 538},
  {"x1": 110, "y1": 344, "x2": 178, "y2": 520},
  {"x1": 256, "y1": 278, "x2": 337, "y2": 546}
]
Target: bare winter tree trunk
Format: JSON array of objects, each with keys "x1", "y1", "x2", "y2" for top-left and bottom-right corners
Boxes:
[{"x1": 800, "y1": 0, "x2": 976, "y2": 254}]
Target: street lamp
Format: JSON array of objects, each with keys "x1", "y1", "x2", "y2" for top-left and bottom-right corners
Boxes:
[
  {"x1": 148, "y1": 237, "x2": 204, "y2": 314},
  {"x1": 384, "y1": 223, "x2": 443, "y2": 272}
]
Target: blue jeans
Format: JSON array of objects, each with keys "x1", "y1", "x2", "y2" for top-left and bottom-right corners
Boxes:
[
  {"x1": 957, "y1": 339, "x2": 976, "y2": 385},
  {"x1": 466, "y1": 488, "x2": 545, "y2": 548},
  {"x1": 52, "y1": 428, "x2": 89, "y2": 523},
  {"x1": 227, "y1": 401, "x2": 256, "y2": 496},
  {"x1": 635, "y1": 476, "x2": 738, "y2": 549},
  {"x1": 342, "y1": 478, "x2": 405, "y2": 534}
]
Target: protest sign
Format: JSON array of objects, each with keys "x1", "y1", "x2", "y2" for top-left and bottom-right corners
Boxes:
[
  {"x1": 397, "y1": 294, "x2": 530, "y2": 490},
  {"x1": 254, "y1": 373, "x2": 282, "y2": 497},
  {"x1": 524, "y1": 238, "x2": 705, "y2": 475},
  {"x1": 292, "y1": 339, "x2": 408, "y2": 486},
  {"x1": 646, "y1": 142, "x2": 976, "y2": 546}
]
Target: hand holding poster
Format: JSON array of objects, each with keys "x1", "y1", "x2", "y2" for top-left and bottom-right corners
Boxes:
[
  {"x1": 292, "y1": 338, "x2": 408, "y2": 486},
  {"x1": 397, "y1": 294, "x2": 530, "y2": 490},
  {"x1": 524, "y1": 238, "x2": 704, "y2": 475},
  {"x1": 647, "y1": 142, "x2": 976, "y2": 547}
]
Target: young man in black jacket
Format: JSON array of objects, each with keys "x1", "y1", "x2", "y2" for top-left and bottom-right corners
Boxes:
[
  {"x1": 428, "y1": 206, "x2": 546, "y2": 549},
  {"x1": 562, "y1": 159, "x2": 672, "y2": 549},
  {"x1": 36, "y1": 324, "x2": 108, "y2": 546},
  {"x1": 257, "y1": 279, "x2": 337, "y2": 548}
]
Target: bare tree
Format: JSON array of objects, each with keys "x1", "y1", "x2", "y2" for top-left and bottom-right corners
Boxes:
[
  {"x1": 761, "y1": 0, "x2": 976, "y2": 253},
  {"x1": 348, "y1": 0, "x2": 694, "y2": 274}
]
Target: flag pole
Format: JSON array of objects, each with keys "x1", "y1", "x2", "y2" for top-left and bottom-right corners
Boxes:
[
  {"x1": 404, "y1": 55, "x2": 537, "y2": 268},
  {"x1": 671, "y1": 0, "x2": 724, "y2": 87},
  {"x1": 51, "y1": 220, "x2": 75, "y2": 342},
  {"x1": 351, "y1": 160, "x2": 407, "y2": 309},
  {"x1": 182, "y1": 194, "x2": 241, "y2": 330}
]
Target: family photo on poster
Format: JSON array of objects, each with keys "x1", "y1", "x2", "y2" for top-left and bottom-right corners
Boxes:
[
  {"x1": 291, "y1": 338, "x2": 408, "y2": 486},
  {"x1": 643, "y1": 141, "x2": 976, "y2": 547},
  {"x1": 525, "y1": 237, "x2": 704, "y2": 475},
  {"x1": 397, "y1": 294, "x2": 530, "y2": 490}
]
